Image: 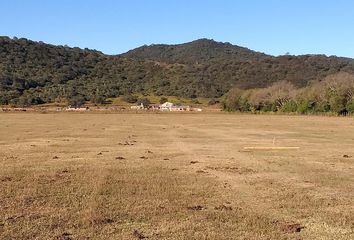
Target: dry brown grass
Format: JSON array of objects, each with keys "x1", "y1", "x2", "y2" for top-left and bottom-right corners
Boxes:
[{"x1": 0, "y1": 113, "x2": 353, "y2": 239}]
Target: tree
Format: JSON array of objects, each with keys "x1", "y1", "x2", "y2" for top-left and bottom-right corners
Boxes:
[
  {"x1": 208, "y1": 99, "x2": 219, "y2": 105},
  {"x1": 68, "y1": 95, "x2": 86, "y2": 107},
  {"x1": 222, "y1": 88, "x2": 250, "y2": 112},
  {"x1": 329, "y1": 94, "x2": 346, "y2": 113},
  {"x1": 136, "y1": 98, "x2": 151, "y2": 108},
  {"x1": 346, "y1": 99, "x2": 354, "y2": 113},
  {"x1": 122, "y1": 94, "x2": 138, "y2": 103},
  {"x1": 159, "y1": 96, "x2": 168, "y2": 104},
  {"x1": 91, "y1": 95, "x2": 106, "y2": 104},
  {"x1": 280, "y1": 100, "x2": 298, "y2": 113},
  {"x1": 267, "y1": 81, "x2": 296, "y2": 110}
]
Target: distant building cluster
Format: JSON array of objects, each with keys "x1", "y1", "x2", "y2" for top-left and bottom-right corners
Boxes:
[
  {"x1": 0, "y1": 103, "x2": 203, "y2": 113},
  {"x1": 131, "y1": 102, "x2": 202, "y2": 112}
]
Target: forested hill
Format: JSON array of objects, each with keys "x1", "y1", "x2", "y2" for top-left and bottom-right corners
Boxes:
[
  {"x1": 121, "y1": 38, "x2": 270, "y2": 64},
  {"x1": 1, "y1": 36, "x2": 354, "y2": 106}
]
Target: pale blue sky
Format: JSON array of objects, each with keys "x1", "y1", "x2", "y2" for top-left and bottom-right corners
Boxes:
[{"x1": 1, "y1": 0, "x2": 354, "y2": 57}]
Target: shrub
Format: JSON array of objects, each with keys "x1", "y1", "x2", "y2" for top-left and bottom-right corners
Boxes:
[
  {"x1": 280, "y1": 100, "x2": 298, "y2": 112},
  {"x1": 136, "y1": 98, "x2": 151, "y2": 108},
  {"x1": 208, "y1": 99, "x2": 219, "y2": 105},
  {"x1": 122, "y1": 94, "x2": 138, "y2": 103},
  {"x1": 159, "y1": 97, "x2": 168, "y2": 104},
  {"x1": 68, "y1": 95, "x2": 86, "y2": 107},
  {"x1": 191, "y1": 99, "x2": 201, "y2": 104},
  {"x1": 346, "y1": 99, "x2": 354, "y2": 113}
]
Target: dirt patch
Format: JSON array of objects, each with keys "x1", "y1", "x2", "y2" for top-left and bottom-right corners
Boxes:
[
  {"x1": 187, "y1": 205, "x2": 206, "y2": 211},
  {"x1": 56, "y1": 232, "x2": 72, "y2": 240},
  {"x1": 214, "y1": 204, "x2": 233, "y2": 211},
  {"x1": 37, "y1": 170, "x2": 71, "y2": 184},
  {"x1": 93, "y1": 217, "x2": 114, "y2": 225},
  {"x1": 280, "y1": 222, "x2": 305, "y2": 233},
  {"x1": 206, "y1": 166, "x2": 256, "y2": 174},
  {"x1": 5, "y1": 215, "x2": 25, "y2": 223},
  {"x1": 133, "y1": 230, "x2": 146, "y2": 239},
  {"x1": 0, "y1": 176, "x2": 12, "y2": 182},
  {"x1": 118, "y1": 141, "x2": 135, "y2": 146}
]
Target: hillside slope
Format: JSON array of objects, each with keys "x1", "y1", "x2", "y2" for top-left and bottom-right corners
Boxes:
[{"x1": 1, "y1": 36, "x2": 354, "y2": 105}]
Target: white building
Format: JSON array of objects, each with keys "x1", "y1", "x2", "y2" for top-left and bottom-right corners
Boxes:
[{"x1": 160, "y1": 102, "x2": 174, "y2": 111}]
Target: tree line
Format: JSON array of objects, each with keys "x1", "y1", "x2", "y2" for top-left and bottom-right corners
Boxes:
[{"x1": 222, "y1": 72, "x2": 354, "y2": 115}]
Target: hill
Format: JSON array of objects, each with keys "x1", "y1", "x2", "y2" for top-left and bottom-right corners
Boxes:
[
  {"x1": 1, "y1": 36, "x2": 354, "y2": 106},
  {"x1": 122, "y1": 38, "x2": 269, "y2": 64}
]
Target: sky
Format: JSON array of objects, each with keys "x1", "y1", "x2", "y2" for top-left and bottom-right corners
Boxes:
[{"x1": 1, "y1": 0, "x2": 354, "y2": 57}]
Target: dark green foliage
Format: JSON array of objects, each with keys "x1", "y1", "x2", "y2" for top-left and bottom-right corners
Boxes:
[
  {"x1": 122, "y1": 38, "x2": 267, "y2": 64},
  {"x1": 1, "y1": 36, "x2": 354, "y2": 106},
  {"x1": 68, "y1": 95, "x2": 86, "y2": 107},
  {"x1": 329, "y1": 95, "x2": 346, "y2": 113},
  {"x1": 159, "y1": 96, "x2": 168, "y2": 104},
  {"x1": 296, "y1": 99, "x2": 316, "y2": 114},
  {"x1": 222, "y1": 88, "x2": 250, "y2": 112},
  {"x1": 347, "y1": 100, "x2": 354, "y2": 113},
  {"x1": 91, "y1": 95, "x2": 106, "y2": 104},
  {"x1": 122, "y1": 94, "x2": 138, "y2": 103},
  {"x1": 279, "y1": 100, "x2": 298, "y2": 113},
  {"x1": 208, "y1": 99, "x2": 219, "y2": 105},
  {"x1": 136, "y1": 98, "x2": 151, "y2": 108},
  {"x1": 191, "y1": 99, "x2": 201, "y2": 104}
]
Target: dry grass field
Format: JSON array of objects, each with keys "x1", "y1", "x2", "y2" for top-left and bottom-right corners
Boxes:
[{"x1": 0, "y1": 113, "x2": 353, "y2": 239}]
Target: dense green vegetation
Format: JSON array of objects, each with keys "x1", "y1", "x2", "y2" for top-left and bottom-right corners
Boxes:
[
  {"x1": 222, "y1": 72, "x2": 354, "y2": 115},
  {"x1": 1, "y1": 36, "x2": 354, "y2": 111}
]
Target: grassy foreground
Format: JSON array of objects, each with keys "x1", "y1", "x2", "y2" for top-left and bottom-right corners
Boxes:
[{"x1": 0, "y1": 113, "x2": 353, "y2": 239}]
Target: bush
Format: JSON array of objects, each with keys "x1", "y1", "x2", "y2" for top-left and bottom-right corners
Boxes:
[
  {"x1": 122, "y1": 94, "x2": 138, "y2": 103},
  {"x1": 329, "y1": 95, "x2": 346, "y2": 113},
  {"x1": 208, "y1": 99, "x2": 219, "y2": 105},
  {"x1": 313, "y1": 102, "x2": 330, "y2": 112},
  {"x1": 278, "y1": 100, "x2": 296, "y2": 112},
  {"x1": 346, "y1": 99, "x2": 354, "y2": 113},
  {"x1": 91, "y1": 95, "x2": 106, "y2": 104},
  {"x1": 159, "y1": 97, "x2": 168, "y2": 104},
  {"x1": 222, "y1": 88, "x2": 249, "y2": 111},
  {"x1": 191, "y1": 99, "x2": 201, "y2": 104},
  {"x1": 68, "y1": 95, "x2": 86, "y2": 107},
  {"x1": 136, "y1": 98, "x2": 151, "y2": 108}
]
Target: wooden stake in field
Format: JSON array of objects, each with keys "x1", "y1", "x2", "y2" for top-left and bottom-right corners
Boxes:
[{"x1": 243, "y1": 146, "x2": 300, "y2": 150}]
